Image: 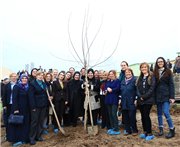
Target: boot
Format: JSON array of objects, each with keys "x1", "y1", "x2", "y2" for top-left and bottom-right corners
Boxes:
[
  {"x1": 158, "y1": 127, "x2": 163, "y2": 136},
  {"x1": 165, "y1": 127, "x2": 175, "y2": 139}
]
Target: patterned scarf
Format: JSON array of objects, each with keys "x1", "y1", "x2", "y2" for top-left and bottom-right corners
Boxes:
[
  {"x1": 125, "y1": 76, "x2": 133, "y2": 85},
  {"x1": 17, "y1": 74, "x2": 29, "y2": 90}
]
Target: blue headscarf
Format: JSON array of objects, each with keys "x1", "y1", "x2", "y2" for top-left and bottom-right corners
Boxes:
[{"x1": 17, "y1": 74, "x2": 29, "y2": 90}]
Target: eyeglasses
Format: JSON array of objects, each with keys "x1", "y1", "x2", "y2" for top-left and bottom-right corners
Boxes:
[{"x1": 157, "y1": 61, "x2": 164, "y2": 64}]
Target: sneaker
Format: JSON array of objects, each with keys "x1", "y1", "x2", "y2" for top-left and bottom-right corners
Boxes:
[
  {"x1": 22, "y1": 141, "x2": 26, "y2": 144},
  {"x1": 82, "y1": 120, "x2": 84, "y2": 124},
  {"x1": 107, "y1": 129, "x2": 114, "y2": 134},
  {"x1": 42, "y1": 130, "x2": 48, "y2": 134},
  {"x1": 37, "y1": 138, "x2": 43, "y2": 141},
  {"x1": 54, "y1": 129, "x2": 59, "y2": 133},
  {"x1": 5, "y1": 137, "x2": 7, "y2": 141},
  {"x1": 119, "y1": 122, "x2": 124, "y2": 126},
  {"x1": 52, "y1": 124, "x2": 54, "y2": 128},
  {"x1": 110, "y1": 130, "x2": 121, "y2": 135},
  {"x1": 13, "y1": 141, "x2": 22, "y2": 146},
  {"x1": 145, "y1": 135, "x2": 154, "y2": 141}
]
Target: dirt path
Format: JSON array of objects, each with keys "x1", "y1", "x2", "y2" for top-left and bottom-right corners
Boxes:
[{"x1": 1, "y1": 106, "x2": 180, "y2": 147}]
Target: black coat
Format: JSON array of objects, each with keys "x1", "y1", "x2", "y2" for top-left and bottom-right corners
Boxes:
[
  {"x1": 136, "y1": 74, "x2": 156, "y2": 105},
  {"x1": 67, "y1": 79, "x2": 84, "y2": 118},
  {"x1": 2, "y1": 82, "x2": 12, "y2": 107},
  {"x1": 52, "y1": 81, "x2": 68, "y2": 102},
  {"x1": 28, "y1": 79, "x2": 49, "y2": 110},
  {"x1": 155, "y1": 73, "x2": 175, "y2": 103},
  {"x1": 7, "y1": 85, "x2": 30, "y2": 142}
]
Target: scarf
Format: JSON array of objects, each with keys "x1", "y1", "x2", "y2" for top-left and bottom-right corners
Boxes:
[
  {"x1": 100, "y1": 80, "x2": 107, "y2": 91},
  {"x1": 17, "y1": 74, "x2": 29, "y2": 90},
  {"x1": 125, "y1": 76, "x2": 133, "y2": 85},
  {"x1": 36, "y1": 79, "x2": 44, "y2": 89},
  {"x1": 45, "y1": 81, "x2": 52, "y2": 86},
  {"x1": 158, "y1": 67, "x2": 165, "y2": 78},
  {"x1": 119, "y1": 70, "x2": 125, "y2": 82}
]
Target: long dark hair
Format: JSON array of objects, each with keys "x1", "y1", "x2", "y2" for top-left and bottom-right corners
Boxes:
[{"x1": 153, "y1": 57, "x2": 172, "y2": 80}]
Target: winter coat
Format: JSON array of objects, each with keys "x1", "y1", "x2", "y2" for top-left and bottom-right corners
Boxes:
[
  {"x1": 81, "y1": 77, "x2": 100, "y2": 111},
  {"x1": 155, "y1": 72, "x2": 175, "y2": 103},
  {"x1": 104, "y1": 79, "x2": 120, "y2": 105},
  {"x1": 120, "y1": 77, "x2": 137, "y2": 110},
  {"x1": 136, "y1": 74, "x2": 156, "y2": 105}
]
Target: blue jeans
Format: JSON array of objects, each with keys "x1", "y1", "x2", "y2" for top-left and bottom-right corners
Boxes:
[
  {"x1": 178, "y1": 68, "x2": 180, "y2": 73},
  {"x1": 107, "y1": 104, "x2": 118, "y2": 130},
  {"x1": 157, "y1": 102, "x2": 174, "y2": 129},
  {"x1": 3, "y1": 109, "x2": 7, "y2": 126}
]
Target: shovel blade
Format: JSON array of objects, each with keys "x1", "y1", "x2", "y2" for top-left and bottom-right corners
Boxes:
[{"x1": 87, "y1": 125, "x2": 98, "y2": 135}]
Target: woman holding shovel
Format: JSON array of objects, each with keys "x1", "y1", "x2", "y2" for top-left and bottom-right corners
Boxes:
[{"x1": 82, "y1": 69, "x2": 100, "y2": 126}]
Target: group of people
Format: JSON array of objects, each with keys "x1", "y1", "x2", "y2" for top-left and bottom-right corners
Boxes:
[{"x1": 1, "y1": 56, "x2": 177, "y2": 146}]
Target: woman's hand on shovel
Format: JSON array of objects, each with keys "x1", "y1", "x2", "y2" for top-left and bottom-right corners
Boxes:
[{"x1": 49, "y1": 96, "x2": 53, "y2": 100}]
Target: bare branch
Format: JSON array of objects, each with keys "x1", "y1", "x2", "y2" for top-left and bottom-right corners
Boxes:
[
  {"x1": 68, "y1": 13, "x2": 84, "y2": 65},
  {"x1": 90, "y1": 25, "x2": 122, "y2": 69},
  {"x1": 85, "y1": 14, "x2": 103, "y2": 59},
  {"x1": 91, "y1": 59, "x2": 118, "y2": 68},
  {"x1": 82, "y1": 10, "x2": 86, "y2": 63},
  {"x1": 49, "y1": 52, "x2": 82, "y2": 63},
  {"x1": 68, "y1": 40, "x2": 84, "y2": 67}
]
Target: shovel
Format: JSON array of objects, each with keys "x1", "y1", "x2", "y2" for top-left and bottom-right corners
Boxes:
[
  {"x1": 46, "y1": 89, "x2": 70, "y2": 137},
  {"x1": 87, "y1": 91, "x2": 98, "y2": 135}
]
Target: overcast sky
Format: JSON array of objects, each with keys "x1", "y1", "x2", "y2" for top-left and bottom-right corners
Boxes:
[{"x1": 1, "y1": 0, "x2": 180, "y2": 73}]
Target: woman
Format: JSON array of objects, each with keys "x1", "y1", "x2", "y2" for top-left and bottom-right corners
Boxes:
[
  {"x1": 42, "y1": 72, "x2": 53, "y2": 134},
  {"x1": 120, "y1": 68, "x2": 138, "y2": 136},
  {"x1": 65, "y1": 71, "x2": 72, "y2": 82},
  {"x1": 52, "y1": 71, "x2": 68, "y2": 133},
  {"x1": 104, "y1": 70, "x2": 120, "y2": 135},
  {"x1": 62, "y1": 71, "x2": 72, "y2": 127},
  {"x1": 100, "y1": 70, "x2": 110, "y2": 129},
  {"x1": 82, "y1": 69, "x2": 100, "y2": 126},
  {"x1": 136, "y1": 63, "x2": 156, "y2": 141},
  {"x1": 28, "y1": 68, "x2": 38, "y2": 83},
  {"x1": 2, "y1": 73, "x2": 17, "y2": 141},
  {"x1": 28, "y1": 71, "x2": 52, "y2": 145},
  {"x1": 119, "y1": 61, "x2": 128, "y2": 126},
  {"x1": 150, "y1": 64, "x2": 154, "y2": 72},
  {"x1": 67, "y1": 72, "x2": 84, "y2": 127},
  {"x1": 94, "y1": 70, "x2": 99, "y2": 80},
  {"x1": 7, "y1": 74, "x2": 29, "y2": 146},
  {"x1": 154, "y1": 57, "x2": 175, "y2": 139}
]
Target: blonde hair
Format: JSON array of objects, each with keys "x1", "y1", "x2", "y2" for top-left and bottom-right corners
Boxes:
[
  {"x1": 108, "y1": 70, "x2": 117, "y2": 80},
  {"x1": 102, "y1": 70, "x2": 108, "y2": 76},
  {"x1": 53, "y1": 69, "x2": 58, "y2": 73},
  {"x1": 135, "y1": 62, "x2": 153, "y2": 86},
  {"x1": 36, "y1": 71, "x2": 44, "y2": 77},
  {"x1": 9, "y1": 73, "x2": 17, "y2": 79},
  {"x1": 44, "y1": 73, "x2": 53, "y2": 82}
]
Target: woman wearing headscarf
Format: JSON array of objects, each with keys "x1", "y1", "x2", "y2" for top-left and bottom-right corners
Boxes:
[
  {"x1": 82, "y1": 69, "x2": 100, "y2": 126},
  {"x1": 28, "y1": 68, "x2": 38, "y2": 84},
  {"x1": 67, "y1": 71, "x2": 84, "y2": 127},
  {"x1": 7, "y1": 74, "x2": 30, "y2": 146}
]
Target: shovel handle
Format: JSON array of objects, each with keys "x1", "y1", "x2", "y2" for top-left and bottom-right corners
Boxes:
[
  {"x1": 87, "y1": 90, "x2": 94, "y2": 127},
  {"x1": 46, "y1": 88, "x2": 65, "y2": 135}
]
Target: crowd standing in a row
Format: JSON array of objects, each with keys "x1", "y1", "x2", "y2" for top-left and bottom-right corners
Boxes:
[{"x1": 1, "y1": 56, "x2": 179, "y2": 146}]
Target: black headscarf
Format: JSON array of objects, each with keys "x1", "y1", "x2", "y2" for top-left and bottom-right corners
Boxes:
[{"x1": 87, "y1": 68, "x2": 95, "y2": 83}]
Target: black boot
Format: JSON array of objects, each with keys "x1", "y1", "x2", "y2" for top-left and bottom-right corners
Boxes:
[
  {"x1": 165, "y1": 127, "x2": 175, "y2": 139},
  {"x1": 158, "y1": 127, "x2": 163, "y2": 136}
]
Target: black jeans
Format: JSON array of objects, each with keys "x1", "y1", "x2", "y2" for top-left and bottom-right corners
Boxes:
[
  {"x1": 53, "y1": 99, "x2": 65, "y2": 129},
  {"x1": 122, "y1": 110, "x2": 138, "y2": 133},
  {"x1": 29, "y1": 107, "x2": 46, "y2": 141},
  {"x1": 139, "y1": 104, "x2": 152, "y2": 134},
  {"x1": 100, "y1": 95, "x2": 110, "y2": 128}
]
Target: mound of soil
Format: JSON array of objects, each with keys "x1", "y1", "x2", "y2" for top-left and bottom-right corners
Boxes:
[{"x1": 1, "y1": 108, "x2": 180, "y2": 147}]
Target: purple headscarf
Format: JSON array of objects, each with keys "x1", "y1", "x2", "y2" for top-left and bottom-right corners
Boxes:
[{"x1": 17, "y1": 74, "x2": 29, "y2": 90}]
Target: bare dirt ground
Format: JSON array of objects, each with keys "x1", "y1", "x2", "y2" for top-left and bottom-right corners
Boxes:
[{"x1": 1, "y1": 105, "x2": 180, "y2": 147}]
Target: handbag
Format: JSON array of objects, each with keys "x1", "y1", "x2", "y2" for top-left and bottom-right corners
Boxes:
[{"x1": 8, "y1": 113, "x2": 24, "y2": 125}]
